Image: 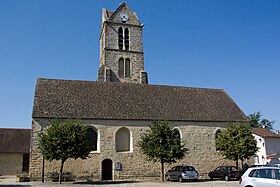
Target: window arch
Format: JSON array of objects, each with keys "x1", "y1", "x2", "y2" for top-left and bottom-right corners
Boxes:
[
  {"x1": 124, "y1": 28, "x2": 129, "y2": 50},
  {"x1": 118, "y1": 27, "x2": 123, "y2": 50},
  {"x1": 115, "y1": 127, "x2": 132, "y2": 152},
  {"x1": 87, "y1": 127, "x2": 98, "y2": 152}
]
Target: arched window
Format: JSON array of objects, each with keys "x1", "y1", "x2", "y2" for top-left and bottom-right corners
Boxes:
[
  {"x1": 118, "y1": 27, "x2": 123, "y2": 50},
  {"x1": 87, "y1": 127, "x2": 98, "y2": 151},
  {"x1": 125, "y1": 59, "x2": 130, "y2": 77},
  {"x1": 118, "y1": 58, "x2": 124, "y2": 78},
  {"x1": 124, "y1": 28, "x2": 129, "y2": 50},
  {"x1": 118, "y1": 27, "x2": 129, "y2": 51},
  {"x1": 115, "y1": 127, "x2": 131, "y2": 152},
  {"x1": 215, "y1": 129, "x2": 222, "y2": 151},
  {"x1": 173, "y1": 128, "x2": 181, "y2": 143},
  {"x1": 118, "y1": 58, "x2": 130, "y2": 78}
]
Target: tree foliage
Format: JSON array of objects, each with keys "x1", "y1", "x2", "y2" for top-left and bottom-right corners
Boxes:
[
  {"x1": 216, "y1": 123, "x2": 258, "y2": 169},
  {"x1": 248, "y1": 111, "x2": 275, "y2": 130},
  {"x1": 138, "y1": 120, "x2": 188, "y2": 182},
  {"x1": 38, "y1": 119, "x2": 91, "y2": 183}
]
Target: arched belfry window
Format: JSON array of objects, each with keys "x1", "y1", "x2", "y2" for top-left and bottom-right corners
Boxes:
[
  {"x1": 87, "y1": 127, "x2": 98, "y2": 151},
  {"x1": 118, "y1": 27, "x2": 129, "y2": 51},
  {"x1": 118, "y1": 58, "x2": 130, "y2": 78},
  {"x1": 119, "y1": 58, "x2": 124, "y2": 78},
  {"x1": 115, "y1": 127, "x2": 132, "y2": 152},
  {"x1": 124, "y1": 28, "x2": 129, "y2": 50},
  {"x1": 125, "y1": 59, "x2": 130, "y2": 77},
  {"x1": 118, "y1": 27, "x2": 123, "y2": 50}
]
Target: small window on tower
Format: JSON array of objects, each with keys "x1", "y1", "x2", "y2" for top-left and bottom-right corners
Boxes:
[
  {"x1": 119, "y1": 58, "x2": 124, "y2": 78},
  {"x1": 125, "y1": 59, "x2": 130, "y2": 77},
  {"x1": 125, "y1": 28, "x2": 129, "y2": 50},
  {"x1": 118, "y1": 27, "x2": 124, "y2": 50}
]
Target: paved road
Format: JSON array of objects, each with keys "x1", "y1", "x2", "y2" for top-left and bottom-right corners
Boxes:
[{"x1": 0, "y1": 176, "x2": 239, "y2": 187}]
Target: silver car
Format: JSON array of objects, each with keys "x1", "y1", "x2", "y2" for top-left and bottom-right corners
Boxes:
[
  {"x1": 165, "y1": 165, "x2": 198, "y2": 182},
  {"x1": 238, "y1": 166, "x2": 280, "y2": 187}
]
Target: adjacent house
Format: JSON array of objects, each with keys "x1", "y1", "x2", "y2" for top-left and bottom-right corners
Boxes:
[
  {"x1": 0, "y1": 128, "x2": 31, "y2": 175},
  {"x1": 252, "y1": 128, "x2": 280, "y2": 165},
  {"x1": 29, "y1": 2, "x2": 247, "y2": 181}
]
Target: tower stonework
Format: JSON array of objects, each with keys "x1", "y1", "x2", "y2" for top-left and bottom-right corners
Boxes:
[{"x1": 98, "y1": 2, "x2": 148, "y2": 84}]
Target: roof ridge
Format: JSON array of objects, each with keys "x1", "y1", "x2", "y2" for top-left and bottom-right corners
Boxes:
[
  {"x1": 37, "y1": 77, "x2": 96, "y2": 83},
  {"x1": 37, "y1": 78, "x2": 224, "y2": 91},
  {"x1": 0, "y1": 128, "x2": 31, "y2": 130}
]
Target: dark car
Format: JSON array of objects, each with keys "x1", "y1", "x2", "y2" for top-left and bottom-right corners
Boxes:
[
  {"x1": 208, "y1": 166, "x2": 242, "y2": 181},
  {"x1": 165, "y1": 165, "x2": 198, "y2": 182}
]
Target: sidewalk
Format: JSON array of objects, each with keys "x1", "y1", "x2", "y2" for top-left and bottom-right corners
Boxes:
[{"x1": 0, "y1": 175, "x2": 239, "y2": 187}]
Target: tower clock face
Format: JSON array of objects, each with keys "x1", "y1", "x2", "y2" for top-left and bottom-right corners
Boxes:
[{"x1": 120, "y1": 13, "x2": 129, "y2": 22}]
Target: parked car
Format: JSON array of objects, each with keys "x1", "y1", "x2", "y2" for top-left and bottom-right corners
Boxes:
[
  {"x1": 165, "y1": 165, "x2": 198, "y2": 182},
  {"x1": 238, "y1": 166, "x2": 280, "y2": 187},
  {"x1": 208, "y1": 166, "x2": 242, "y2": 181},
  {"x1": 249, "y1": 164, "x2": 272, "y2": 168}
]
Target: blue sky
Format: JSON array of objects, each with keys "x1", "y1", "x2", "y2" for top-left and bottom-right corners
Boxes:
[{"x1": 0, "y1": 0, "x2": 279, "y2": 130}]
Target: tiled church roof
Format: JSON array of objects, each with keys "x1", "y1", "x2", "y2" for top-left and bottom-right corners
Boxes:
[
  {"x1": 0, "y1": 128, "x2": 31, "y2": 153},
  {"x1": 32, "y1": 78, "x2": 247, "y2": 122}
]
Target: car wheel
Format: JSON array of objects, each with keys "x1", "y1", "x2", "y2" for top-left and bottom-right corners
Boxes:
[
  {"x1": 165, "y1": 174, "x2": 170, "y2": 181},
  {"x1": 178, "y1": 176, "x2": 183, "y2": 182},
  {"x1": 224, "y1": 175, "x2": 229, "y2": 181}
]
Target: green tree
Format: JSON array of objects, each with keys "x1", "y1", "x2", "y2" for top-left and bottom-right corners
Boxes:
[
  {"x1": 38, "y1": 119, "x2": 91, "y2": 184},
  {"x1": 216, "y1": 123, "x2": 258, "y2": 170},
  {"x1": 248, "y1": 112, "x2": 275, "y2": 130},
  {"x1": 138, "y1": 120, "x2": 188, "y2": 182}
]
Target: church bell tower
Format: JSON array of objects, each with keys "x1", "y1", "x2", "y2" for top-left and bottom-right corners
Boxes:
[{"x1": 97, "y1": 2, "x2": 148, "y2": 84}]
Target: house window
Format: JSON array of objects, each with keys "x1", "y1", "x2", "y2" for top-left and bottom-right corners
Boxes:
[
  {"x1": 124, "y1": 28, "x2": 129, "y2": 50},
  {"x1": 87, "y1": 127, "x2": 98, "y2": 152},
  {"x1": 118, "y1": 27, "x2": 123, "y2": 50},
  {"x1": 115, "y1": 127, "x2": 132, "y2": 152},
  {"x1": 119, "y1": 58, "x2": 130, "y2": 78}
]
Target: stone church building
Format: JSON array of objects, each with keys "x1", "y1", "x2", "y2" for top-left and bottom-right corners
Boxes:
[{"x1": 30, "y1": 3, "x2": 247, "y2": 181}]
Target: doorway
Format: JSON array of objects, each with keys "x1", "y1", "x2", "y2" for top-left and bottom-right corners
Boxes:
[{"x1": 102, "y1": 159, "x2": 113, "y2": 180}]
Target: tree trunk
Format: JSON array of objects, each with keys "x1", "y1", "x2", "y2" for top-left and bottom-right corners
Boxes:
[
  {"x1": 241, "y1": 158, "x2": 244, "y2": 170},
  {"x1": 161, "y1": 160, "x2": 165, "y2": 182},
  {"x1": 59, "y1": 160, "x2": 65, "y2": 184},
  {"x1": 236, "y1": 160, "x2": 239, "y2": 169}
]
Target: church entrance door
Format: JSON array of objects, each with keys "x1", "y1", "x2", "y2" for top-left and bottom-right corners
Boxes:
[{"x1": 102, "y1": 159, "x2": 113, "y2": 180}]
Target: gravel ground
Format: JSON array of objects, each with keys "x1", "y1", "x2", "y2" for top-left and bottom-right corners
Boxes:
[{"x1": 0, "y1": 175, "x2": 239, "y2": 187}]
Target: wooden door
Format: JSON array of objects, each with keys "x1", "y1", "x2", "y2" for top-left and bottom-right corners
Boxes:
[{"x1": 102, "y1": 159, "x2": 112, "y2": 180}]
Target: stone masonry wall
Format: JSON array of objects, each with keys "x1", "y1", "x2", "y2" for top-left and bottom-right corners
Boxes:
[
  {"x1": 30, "y1": 118, "x2": 235, "y2": 181},
  {"x1": 99, "y1": 19, "x2": 145, "y2": 84},
  {"x1": 104, "y1": 50, "x2": 144, "y2": 83}
]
